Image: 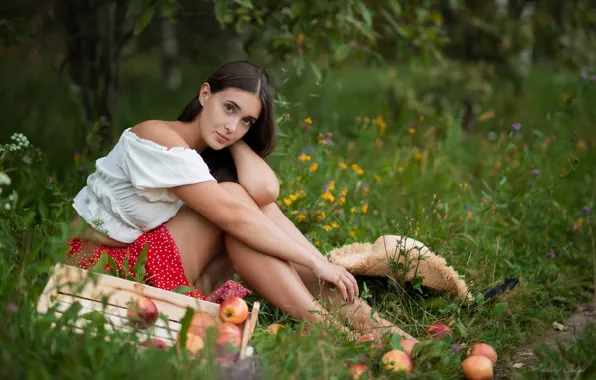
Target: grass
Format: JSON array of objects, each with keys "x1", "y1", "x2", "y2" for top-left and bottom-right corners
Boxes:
[{"x1": 1, "y1": 48, "x2": 596, "y2": 379}]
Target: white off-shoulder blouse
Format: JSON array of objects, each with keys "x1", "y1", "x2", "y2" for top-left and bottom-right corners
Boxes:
[{"x1": 73, "y1": 128, "x2": 216, "y2": 243}]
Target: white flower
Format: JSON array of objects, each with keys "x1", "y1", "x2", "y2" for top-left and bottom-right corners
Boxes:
[
  {"x1": 0, "y1": 172, "x2": 10, "y2": 186},
  {"x1": 4, "y1": 203, "x2": 10, "y2": 210}
]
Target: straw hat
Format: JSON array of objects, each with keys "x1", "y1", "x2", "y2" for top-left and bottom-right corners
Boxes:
[{"x1": 328, "y1": 235, "x2": 475, "y2": 302}]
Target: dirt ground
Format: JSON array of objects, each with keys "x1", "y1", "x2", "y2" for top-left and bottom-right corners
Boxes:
[{"x1": 494, "y1": 296, "x2": 596, "y2": 379}]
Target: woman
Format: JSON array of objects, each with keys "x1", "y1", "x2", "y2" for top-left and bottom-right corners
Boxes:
[{"x1": 68, "y1": 61, "x2": 416, "y2": 341}]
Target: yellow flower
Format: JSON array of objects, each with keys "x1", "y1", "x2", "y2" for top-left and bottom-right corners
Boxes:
[
  {"x1": 331, "y1": 221, "x2": 340, "y2": 229},
  {"x1": 459, "y1": 183, "x2": 468, "y2": 190},
  {"x1": 296, "y1": 33, "x2": 306, "y2": 44},
  {"x1": 323, "y1": 225, "x2": 332, "y2": 232},
  {"x1": 415, "y1": 152, "x2": 422, "y2": 160},
  {"x1": 397, "y1": 165, "x2": 404, "y2": 173},
  {"x1": 328, "y1": 181, "x2": 335, "y2": 191},
  {"x1": 350, "y1": 207, "x2": 356, "y2": 213},
  {"x1": 409, "y1": 128, "x2": 416, "y2": 134},
  {"x1": 309, "y1": 163, "x2": 318, "y2": 172},
  {"x1": 339, "y1": 197, "x2": 346, "y2": 205},
  {"x1": 283, "y1": 198, "x2": 292, "y2": 206},
  {"x1": 297, "y1": 214, "x2": 305, "y2": 223},
  {"x1": 321, "y1": 191, "x2": 335, "y2": 202},
  {"x1": 340, "y1": 188, "x2": 348, "y2": 196},
  {"x1": 298, "y1": 154, "x2": 311, "y2": 161},
  {"x1": 466, "y1": 210, "x2": 473, "y2": 219},
  {"x1": 478, "y1": 110, "x2": 495, "y2": 121},
  {"x1": 375, "y1": 175, "x2": 382, "y2": 183},
  {"x1": 339, "y1": 162, "x2": 347, "y2": 170},
  {"x1": 315, "y1": 239, "x2": 322, "y2": 247},
  {"x1": 349, "y1": 231, "x2": 356, "y2": 238},
  {"x1": 296, "y1": 189, "x2": 306, "y2": 198},
  {"x1": 289, "y1": 194, "x2": 297, "y2": 201},
  {"x1": 362, "y1": 186, "x2": 369, "y2": 197},
  {"x1": 315, "y1": 211, "x2": 326, "y2": 220},
  {"x1": 577, "y1": 140, "x2": 586, "y2": 150},
  {"x1": 361, "y1": 203, "x2": 368, "y2": 213},
  {"x1": 304, "y1": 117, "x2": 313, "y2": 125}
]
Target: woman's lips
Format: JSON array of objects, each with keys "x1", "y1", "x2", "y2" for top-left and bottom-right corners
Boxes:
[{"x1": 216, "y1": 131, "x2": 230, "y2": 141}]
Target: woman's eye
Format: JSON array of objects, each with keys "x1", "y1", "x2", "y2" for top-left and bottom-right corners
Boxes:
[
  {"x1": 242, "y1": 118, "x2": 252, "y2": 126},
  {"x1": 225, "y1": 104, "x2": 234, "y2": 113}
]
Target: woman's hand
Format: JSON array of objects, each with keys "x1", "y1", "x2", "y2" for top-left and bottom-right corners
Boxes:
[{"x1": 311, "y1": 259, "x2": 359, "y2": 303}]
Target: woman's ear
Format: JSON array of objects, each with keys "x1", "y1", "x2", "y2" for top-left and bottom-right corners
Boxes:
[{"x1": 199, "y1": 83, "x2": 212, "y2": 105}]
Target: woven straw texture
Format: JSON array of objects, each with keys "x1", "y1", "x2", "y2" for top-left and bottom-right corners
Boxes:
[{"x1": 328, "y1": 235, "x2": 474, "y2": 302}]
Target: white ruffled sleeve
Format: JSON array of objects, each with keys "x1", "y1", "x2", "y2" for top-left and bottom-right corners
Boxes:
[{"x1": 119, "y1": 130, "x2": 216, "y2": 202}]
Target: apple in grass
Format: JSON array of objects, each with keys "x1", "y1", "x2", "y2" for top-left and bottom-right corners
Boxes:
[
  {"x1": 426, "y1": 322, "x2": 454, "y2": 339},
  {"x1": 399, "y1": 339, "x2": 419, "y2": 357},
  {"x1": 466, "y1": 343, "x2": 498, "y2": 365},
  {"x1": 188, "y1": 311, "x2": 217, "y2": 338},
  {"x1": 461, "y1": 355, "x2": 494, "y2": 380},
  {"x1": 216, "y1": 322, "x2": 243, "y2": 366},
  {"x1": 219, "y1": 297, "x2": 249, "y2": 325},
  {"x1": 381, "y1": 350, "x2": 413, "y2": 373},
  {"x1": 176, "y1": 331, "x2": 205, "y2": 356},
  {"x1": 348, "y1": 363, "x2": 373, "y2": 379},
  {"x1": 266, "y1": 323, "x2": 286, "y2": 335},
  {"x1": 355, "y1": 333, "x2": 383, "y2": 350},
  {"x1": 126, "y1": 296, "x2": 159, "y2": 329}
]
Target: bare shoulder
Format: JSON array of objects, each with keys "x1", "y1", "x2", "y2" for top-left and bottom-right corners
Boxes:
[{"x1": 129, "y1": 120, "x2": 189, "y2": 150}]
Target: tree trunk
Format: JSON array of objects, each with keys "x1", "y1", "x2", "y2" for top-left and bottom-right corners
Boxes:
[
  {"x1": 161, "y1": 12, "x2": 181, "y2": 91},
  {"x1": 54, "y1": 0, "x2": 132, "y2": 151}
]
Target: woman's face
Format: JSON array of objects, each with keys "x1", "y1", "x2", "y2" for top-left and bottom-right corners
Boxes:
[{"x1": 198, "y1": 84, "x2": 262, "y2": 150}]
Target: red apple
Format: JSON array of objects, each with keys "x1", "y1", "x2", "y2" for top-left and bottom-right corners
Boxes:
[
  {"x1": 216, "y1": 322, "x2": 243, "y2": 347},
  {"x1": 348, "y1": 363, "x2": 373, "y2": 379},
  {"x1": 219, "y1": 297, "x2": 249, "y2": 325},
  {"x1": 381, "y1": 349, "x2": 413, "y2": 372},
  {"x1": 139, "y1": 337, "x2": 169, "y2": 350},
  {"x1": 127, "y1": 296, "x2": 159, "y2": 329},
  {"x1": 355, "y1": 333, "x2": 383, "y2": 350},
  {"x1": 189, "y1": 311, "x2": 217, "y2": 338},
  {"x1": 466, "y1": 343, "x2": 498, "y2": 365},
  {"x1": 426, "y1": 322, "x2": 454, "y2": 339},
  {"x1": 266, "y1": 323, "x2": 286, "y2": 335},
  {"x1": 399, "y1": 339, "x2": 418, "y2": 357},
  {"x1": 462, "y1": 355, "x2": 494, "y2": 380}
]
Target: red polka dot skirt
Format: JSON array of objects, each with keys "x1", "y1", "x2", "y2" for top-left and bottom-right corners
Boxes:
[{"x1": 66, "y1": 224, "x2": 251, "y2": 303}]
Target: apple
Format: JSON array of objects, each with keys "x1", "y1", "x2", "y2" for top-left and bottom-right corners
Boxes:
[
  {"x1": 216, "y1": 322, "x2": 243, "y2": 348},
  {"x1": 348, "y1": 363, "x2": 373, "y2": 379},
  {"x1": 381, "y1": 349, "x2": 413, "y2": 372},
  {"x1": 177, "y1": 331, "x2": 204, "y2": 356},
  {"x1": 139, "y1": 337, "x2": 169, "y2": 350},
  {"x1": 466, "y1": 343, "x2": 498, "y2": 365},
  {"x1": 399, "y1": 339, "x2": 418, "y2": 357},
  {"x1": 426, "y1": 323, "x2": 454, "y2": 339},
  {"x1": 355, "y1": 333, "x2": 383, "y2": 350},
  {"x1": 189, "y1": 311, "x2": 217, "y2": 338},
  {"x1": 127, "y1": 296, "x2": 159, "y2": 329},
  {"x1": 219, "y1": 297, "x2": 249, "y2": 325},
  {"x1": 461, "y1": 355, "x2": 494, "y2": 380},
  {"x1": 266, "y1": 323, "x2": 286, "y2": 335}
]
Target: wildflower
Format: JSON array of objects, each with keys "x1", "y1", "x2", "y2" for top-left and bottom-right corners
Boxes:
[
  {"x1": 583, "y1": 206, "x2": 591, "y2": 214},
  {"x1": 327, "y1": 181, "x2": 335, "y2": 191},
  {"x1": 289, "y1": 194, "x2": 297, "y2": 201},
  {"x1": 339, "y1": 162, "x2": 347, "y2": 170},
  {"x1": 351, "y1": 164, "x2": 364, "y2": 175},
  {"x1": 340, "y1": 187, "x2": 348, "y2": 196},
  {"x1": 349, "y1": 231, "x2": 356, "y2": 238},
  {"x1": 323, "y1": 225, "x2": 332, "y2": 232},
  {"x1": 361, "y1": 186, "x2": 369, "y2": 197},
  {"x1": 451, "y1": 344, "x2": 461, "y2": 352},
  {"x1": 296, "y1": 189, "x2": 306, "y2": 198},
  {"x1": 297, "y1": 214, "x2": 305, "y2": 223},
  {"x1": 466, "y1": 210, "x2": 473, "y2": 219},
  {"x1": 304, "y1": 117, "x2": 312, "y2": 125},
  {"x1": 321, "y1": 191, "x2": 335, "y2": 203},
  {"x1": 338, "y1": 197, "x2": 346, "y2": 206},
  {"x1": 309, "y1": 163, "x2": 318, "y2": 172},
  {"x1": 459, "y1": 183, "x2": 468, "y2": 190},
  {"x1": 531, "y1": 169, "x2": 540, "y2": 175},
  {"x1": 512, "y1": 123, "x2": 521, "y2": 132},
  {"x1": 415, "y1": 152, "x2": 422, "y2": 160},
  {"x1": 331, "y1": 221, "x2": 340, "y2": 229},
  {"x1": 478, "y1": 110, "x2": 495, "y2": 121},
  {"x1": 296, "y1": 33, "x2": 306, "y2": 45},
  {"x1": 326, "y1": 132, "x2": 333, "y2": 137},
  {"x1": 283, "y1": 198, "x2": 292, "y2": 206},
  {"x1": 315, "y1": 211, "x2": 326, "y2": 220},
  {"x1": 4, "y1": 203, "x2": 10, "y2": 210},
  {"x1": 581, "y1": 72, "x2": 587, "y2": 79},
  {"x1": 361, "y1": 201, "x2": 368, "y2": 214},
  {"x1": 577, "y1": 140, "x2": 586, "y2": 150},
  {"x1": 0, "y1": 173, "x2": 10, "y2": 186},
  {"x1": 350, "y1": 206, "x2": 356, "y2": 213},
  {"x1": 545, "y1": 251, "x2": 555, "y2": 259},
  {"x1": 375, "y1": 175, "x2": 382, "y2": 183},
  {"x1": 396, "y1": 165, "x2": 404, "y2": 173},
  {"x1": 573, "y1": 218, "x2": 583, "y2": 230},
  {"x1": 298, "y1": 154, "x2": 311, "y2": 161},
  {"x1": 494, "y1": 161, "x2": 501, "y2": 170},
  {"x1": 408, "y1": 128, "x2": 416, "y2": 134}
]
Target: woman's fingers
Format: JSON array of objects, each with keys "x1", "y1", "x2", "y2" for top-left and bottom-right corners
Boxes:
[
  {"x1": 336, "y1": 277, "x2": 348, "y2": 302},
  {"x1": 342, "y1": 275, "x2": 355, "y2": 303}
]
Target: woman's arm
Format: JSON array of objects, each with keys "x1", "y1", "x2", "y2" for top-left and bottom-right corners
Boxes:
[{"x1": 229, "y1": 139, "x2": 280, "y2": 206}]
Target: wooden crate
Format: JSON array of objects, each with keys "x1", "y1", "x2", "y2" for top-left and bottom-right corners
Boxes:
[{"x1": 37, "y1": 263, "x2": 259, "y2": 358}]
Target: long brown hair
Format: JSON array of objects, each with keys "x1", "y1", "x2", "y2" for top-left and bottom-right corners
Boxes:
[{"x1": 177, "y1": 61, "x2": 277, "y2": 182}]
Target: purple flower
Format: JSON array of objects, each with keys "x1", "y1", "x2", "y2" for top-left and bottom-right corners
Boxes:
[
  {"x1": 592, "y1": 76, "x2": 596, "y2": 82},
  {"x1": 581, "y1": 72, "x2": 588, "y2": 79},
  {"x1": 587, "y1": 66, "x2": 593, "y2": 73},
  {"x1": 531, "y1": 169, "x2": 540, "y2": 175},
  {"x1": 451, "y1": 344, "x2": 461, "y2": 352},
  {"x1": 546, "y1": 251, "x2": 555, "y2": 259},
  {"x1": 583, "y1": 206, "x2": 591, "y2": 214},
  {"x1": 512, "y1": 123, "x2": 521, "y2": 132}
]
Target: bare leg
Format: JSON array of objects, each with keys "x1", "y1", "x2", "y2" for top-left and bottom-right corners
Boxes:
[{"x1": 259, "y1": 202, "x2": 417, "y2": 341}]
